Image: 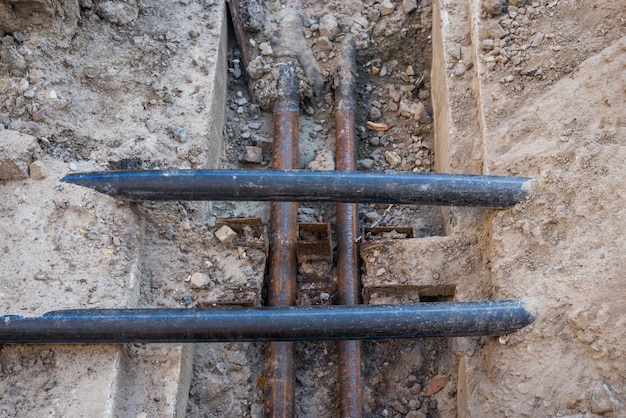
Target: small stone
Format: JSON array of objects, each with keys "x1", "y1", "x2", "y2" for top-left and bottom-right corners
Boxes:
[
  {"x1": 319, "y1": 14, "x2": 339, "y2": 40},
  {"x1": 509, "y1": 0, "x2": 526, "y2": 6},
  {"x1": 189, "y1": 29, "x2": 199, "y2": 38},
  {"x1": 388, "y1": 85, "x2": 400, "y2": 103},
  {"x1": 530, "y1": 32, "x2": 544, "y2": 46},
  {"x1": 589, "y1": 384, "x2": 614, "y2": 414},
  {"x1": 189, "y1": 272, "x2": 211, "y2": 290},
  {"x1": 29, "y1": 161, "x2": 47, "y2": 180},
  {"x1": 399, "y1": 100, "x2": 417, "y2": 118},
  {"x1": 364, "y1": 211, "x2": 381, "y2": 222},
  {"x1": 145, "y1": 119, "x2": 159, "y2": 132},
  {"x1": 369, "y1": 106, "x2": 382, "y2": 121},
  {"x1": 482, "y1": 0, "x2": 502, "y2": 16},
  {"x1": 69, "y1": 162, "x2": 78, "y2": 171},
  {"x1": 402, "y1": 0, "x2": 417, "y2": 14},
  {"x1": 242, "y1": 146, "x2": 263, "y2": 163},
  {"x1": 384, "y1": 151, "x2": 402, "y2": 167},
  {"x1": 248, "y1": 122, "x2": 262, "y2": 130},
  {"x1": 409, "y1": 383, "x2": 422, "y2": 395},
  {"x1": 367, "y1": 8, "x2": 381, "y2": 22},
  {"x1": 415, "y1": 102, "x2": 430, "y2": 123},
  {"x1": 31, "y1": 109, "x2": 47, "y2": 122},
  {"x1": 215, "y1": 225, "x2": 237, "y2": 243},
  {"x1": 0, "y1": 130, "x2": 38, "y2": 180},
  {"x1": 483, "y1": 20, "x2": 507, "y2": 39},
  {"x1": 168, "y1": 126, "x2": 188, "y2": 143},
  {"x1": 379, "y1": 0, "x2": 395, "y2": 16},
  {"x1": 314, "y1": 36, "x2": 333, "y2": 52},
  {"x1": 97, "y1": 1, "x2": 139, "y2": 25},
  {"x1": 320, "y1": 292, "x2": 330, "y2": 301},
  {"x1": 358, "y1": 158, "x2": 374, "y2": 170},
  {"x1": 454, "y1": 62, "x2": 467, "y2": 76},
  {"x1": 481, "y1": 38, "x2": 495, "y2": 50},
  {"x1": 259, "y1": 42, "x2": 273, "y2": 56}
]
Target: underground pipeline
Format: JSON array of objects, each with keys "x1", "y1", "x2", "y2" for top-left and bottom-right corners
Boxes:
[
  {"x1": 266, "y1": 60, "x2": 300, "y2": 418},
  {"x1": 0, "y1": 300, "x2": 536, "y2": 344},
  {"x1": 62, "y1": 170, "x2": 534, "y2": 207},
  {"x1": 334, "y1": 37, "x2": 363, "y2": 418}
]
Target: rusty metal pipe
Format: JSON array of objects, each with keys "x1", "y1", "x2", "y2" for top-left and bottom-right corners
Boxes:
[
  {"x1": 265, "y1": 60, "x2": 299, "y2": 418},
  {"x1": 335, "y1": 37, "x2": 363, "y2": 418}
]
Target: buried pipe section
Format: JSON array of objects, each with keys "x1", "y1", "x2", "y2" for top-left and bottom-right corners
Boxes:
[
  {"x1": 334, "y1": 37, "x2": 363, "y2": 418},
  {"x1": 0, "y1": 301, "x2": 537, "y2": 343},
  {"x1": 265, "y1": 60, "x2": 299, "y2": 418}
]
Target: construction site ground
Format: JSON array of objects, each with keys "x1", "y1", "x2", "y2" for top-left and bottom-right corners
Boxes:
[{"x1": 0, "y1": 0, "x2": 624, "y2": 417}]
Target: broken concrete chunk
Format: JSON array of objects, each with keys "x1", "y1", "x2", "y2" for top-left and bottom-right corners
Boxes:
[
  {"x1": 215, "y1": 225, "x2": 237, "y2": 243},
  {"x1": 0, "y1": 130, "x2": 38, "y2": 181}
]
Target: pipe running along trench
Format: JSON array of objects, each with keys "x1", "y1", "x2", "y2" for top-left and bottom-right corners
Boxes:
[
  {"x1": 61, "y1": 170, "x2": 534, "y2": 208},
  {"x1": 265, "y1": 60, "x2": 299, "y2": 418},
  {"x1": 334, "y1": 37, "x2": 363, "y2": 418},
  {"x1": 0, "y1": 301, "x2": 537, "y2": 343}
]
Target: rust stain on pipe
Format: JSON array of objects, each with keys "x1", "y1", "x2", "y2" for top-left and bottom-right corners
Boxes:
[
  {"x1": 334, "y1": 37, "x2": 363, "y2": 418},
  {"x1": 265, "y1": 60, "x2": 299, "y2": 418}
]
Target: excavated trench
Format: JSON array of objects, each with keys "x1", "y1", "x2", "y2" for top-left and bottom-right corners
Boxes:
[{"x1": 184, "y1": 2, "x2": 469, "y2": 416}]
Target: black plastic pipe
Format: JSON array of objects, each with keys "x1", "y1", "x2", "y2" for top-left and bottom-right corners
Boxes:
[
  {"x1": 0, "y1": 300, "x2": 535, "y2": 343},
  {"x1": 62, "y1": 169, "x2": 533, "y2": 207}
]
